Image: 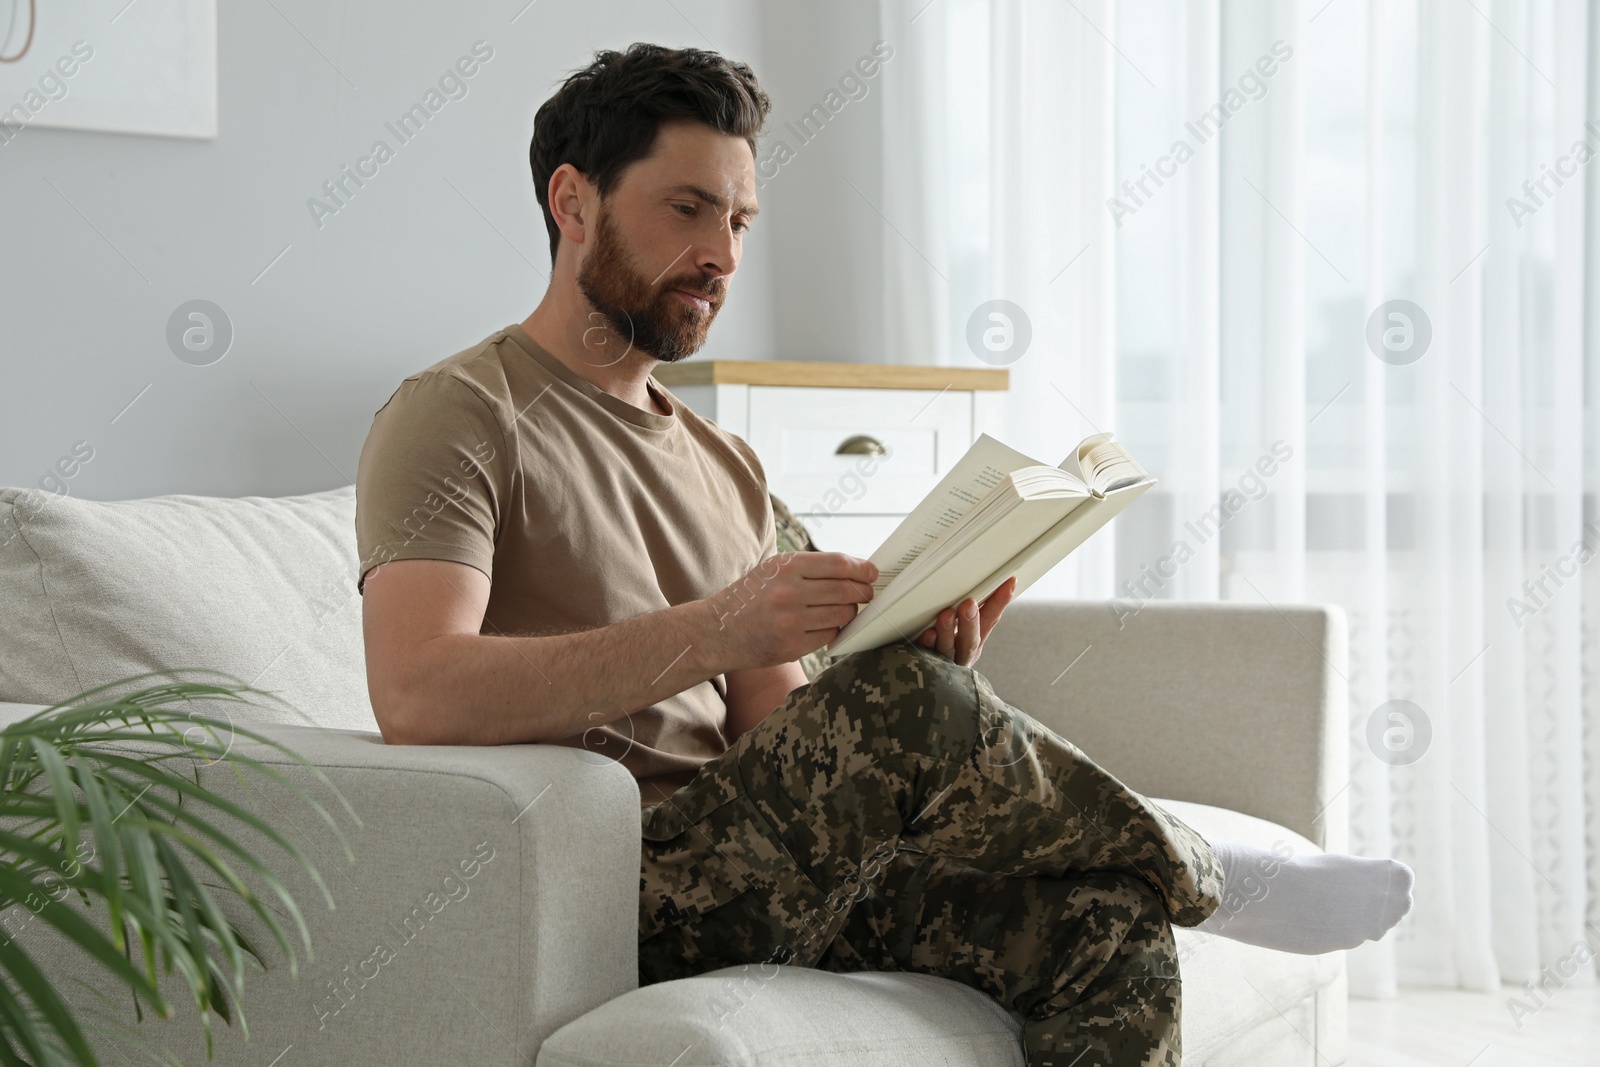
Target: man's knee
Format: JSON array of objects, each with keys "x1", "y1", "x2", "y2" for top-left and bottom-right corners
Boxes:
[
  {"x1": 1071, "y1": 871, "x2": 1179, "y2": 973},
  {"x1": 808, "y1": 640, "x2": 984, "y2": 761}
]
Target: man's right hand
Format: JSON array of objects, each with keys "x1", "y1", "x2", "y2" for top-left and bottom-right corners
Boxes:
[{"x1": 700, "y1": 551, "x2": 878, "y2": 671}]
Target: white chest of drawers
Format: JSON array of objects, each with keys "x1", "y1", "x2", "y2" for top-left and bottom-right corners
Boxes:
[{"x1": 652, "y1": 360, "x2": 1009, "y2": 559}]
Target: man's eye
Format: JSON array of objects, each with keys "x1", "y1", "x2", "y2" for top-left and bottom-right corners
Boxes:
[
  {"x1": 733, "y1": 219, "x2": 750, "y2": 234},
  {"x1": 675, "y1": 203, "x2": 696, "y2": 217}
]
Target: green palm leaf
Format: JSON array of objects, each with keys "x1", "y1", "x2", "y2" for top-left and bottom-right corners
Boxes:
[{"x1": 0, "y1": 671, "x2": 356, "y2": 1066}]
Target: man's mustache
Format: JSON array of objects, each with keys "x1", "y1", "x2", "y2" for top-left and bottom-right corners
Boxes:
[{"x1": 661, "y1": 275, "x2": 724, "y2": 303}]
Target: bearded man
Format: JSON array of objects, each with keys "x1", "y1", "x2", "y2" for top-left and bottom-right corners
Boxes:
[{"x1": 353, "y1": 43, "x2": 1411, "y2": 1067}]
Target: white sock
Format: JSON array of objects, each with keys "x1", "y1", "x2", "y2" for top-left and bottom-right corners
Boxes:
[{"x1": 1194, "y1": 839, "x2": 1414, "y2": 955}]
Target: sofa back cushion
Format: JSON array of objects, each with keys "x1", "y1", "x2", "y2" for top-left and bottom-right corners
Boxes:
[{"x1": 0, "y1": 485, "x2": 375, "y2": 731}]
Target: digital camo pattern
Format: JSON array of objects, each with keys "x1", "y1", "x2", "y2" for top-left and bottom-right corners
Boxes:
[
  {"x1": 639, "y1": 638, "x2": 1224, "y2": 1066},
  {"x1": 821, "y1": 853, "x2": 1184, "y2": 1066}
]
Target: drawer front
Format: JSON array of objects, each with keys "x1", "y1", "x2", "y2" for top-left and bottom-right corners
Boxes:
[
  {"x1": 791, "y1": 513, "x2": 905, "y2": 561},
  {"x1": 747, "y1": 386, "x2": 973, "y2": 518}
]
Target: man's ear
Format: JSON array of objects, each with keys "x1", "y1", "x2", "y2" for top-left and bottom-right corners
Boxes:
[{"x1": 547, "y1": 163, "x2": 592, "y2": 250}]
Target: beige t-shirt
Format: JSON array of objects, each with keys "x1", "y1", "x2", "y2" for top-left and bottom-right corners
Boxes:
[{"x1": 354, "y1": 323, "x2": 776, "y2": 806}]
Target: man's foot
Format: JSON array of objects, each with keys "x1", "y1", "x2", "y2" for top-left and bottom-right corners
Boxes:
[{"x1": 1195, "y1": 839, "x2": 1414, "y2": 955}]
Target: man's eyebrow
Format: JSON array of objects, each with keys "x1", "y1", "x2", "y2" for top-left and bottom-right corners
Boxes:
[{"x1": 666, "y1": 183, "x2": 760, "y2": 218}]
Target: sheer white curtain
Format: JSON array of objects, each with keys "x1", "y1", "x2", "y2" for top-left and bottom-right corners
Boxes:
[{"x1": 879, "y1": 0, "x2": 1600, "y2": 997}]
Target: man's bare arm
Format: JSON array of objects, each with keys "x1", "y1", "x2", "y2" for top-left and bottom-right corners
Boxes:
[
  {"x1": 362, "y1": 552, "x2": 875, "y2": 746},
  {"x1": 724, "y1": 660, "x2": 811, "y2": 743}
]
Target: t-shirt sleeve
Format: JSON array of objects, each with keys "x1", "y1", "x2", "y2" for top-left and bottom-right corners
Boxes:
[
  {"x1": 759, "y1": 493, "x2": 777, "y2": 559},
  {"x1": 728, "y1": 433, "x2": 777, "y2": 561},
  {"x1": 354, "y1": 371, "x2": 509, "y2": 593}
]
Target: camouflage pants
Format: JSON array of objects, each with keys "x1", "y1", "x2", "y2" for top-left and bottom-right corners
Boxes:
[{"x1": 639, "y1": 638, "x2": 1225, "y2": 1067}]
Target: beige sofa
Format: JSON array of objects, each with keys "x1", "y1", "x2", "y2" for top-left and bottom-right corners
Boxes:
[{"x1": 0, "y1": 484, "x2": 1348, "y2": 1065}]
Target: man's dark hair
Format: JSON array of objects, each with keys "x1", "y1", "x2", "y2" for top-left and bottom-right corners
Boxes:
[{"x1": 530, "y1": 43, "x2": 772, "y2": 264}]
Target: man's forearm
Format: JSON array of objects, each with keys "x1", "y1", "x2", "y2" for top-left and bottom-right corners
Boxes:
[
  {"x1": 385, "y1": 598, "x2": 727, "y2": 746},
  {"x1": 724, "y1": 660, "x2": 811, "y2": 743}
]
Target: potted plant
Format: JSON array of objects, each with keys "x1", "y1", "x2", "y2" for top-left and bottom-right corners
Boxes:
[{"x1": 0, "y1": 671, "x2": 353, "y2": 1065}]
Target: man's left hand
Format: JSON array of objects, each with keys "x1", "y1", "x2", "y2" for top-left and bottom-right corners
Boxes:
[{"x1": 916, "y1": 575, "x2": 1018, "y2": 667}]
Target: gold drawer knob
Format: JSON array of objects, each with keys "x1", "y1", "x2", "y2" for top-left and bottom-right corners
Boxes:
[{"x1": 835, "y1": 434, "x2": 888, "y2": 456}]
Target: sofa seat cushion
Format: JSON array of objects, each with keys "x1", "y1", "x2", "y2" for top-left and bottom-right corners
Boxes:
[
  {"x1": 0, "y1": 485, "x2": 374, "y2": 731},
  {"x1": 537, "y1": 967, "x2": 1027, "y2": 1067},
  {"x1": 538, "y1": 800, "x2": 1342, "y2": 1067}
]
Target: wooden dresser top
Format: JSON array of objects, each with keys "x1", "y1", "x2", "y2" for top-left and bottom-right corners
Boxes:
[{"x1": 652, "y1": 359, "x2": 1010, "y2": 392}]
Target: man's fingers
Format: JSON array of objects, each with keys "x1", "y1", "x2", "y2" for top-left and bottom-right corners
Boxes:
[
  {"x1": 790, "y1": 551, "x2": 878, "y2": 585},
  {"x1": 801, "y1": 603, "x2": 861, "y2": 631},
  {"x1": 935, "y1": 606, "x2": 957, "y2": 661},
  {"x1": 911, "y1": 587, "x2": 1009, "y2": 667},
  {"x1": 806, "y1": 577, "x2": 876, "y2": 606},
  {"x1": 803, "y1": 625, "x2": 849, "y2": 651},
  {"x1": 955, "y1": 598, "x2": 979, "y2": 664},
  {"x1": 977, "y1": 576, "x2": 1017, "y2": 635}
]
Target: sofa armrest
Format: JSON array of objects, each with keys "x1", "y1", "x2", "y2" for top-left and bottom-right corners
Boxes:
[
  {"x1": 0, "y1": 706, "x2": 642, "y2": 1065},
  {"x1": 973, "y1": 600, "x2": 1348, "y2": 852},
  {"x1": 0, "y1": 701, "x2": 47, "y2": 728}
]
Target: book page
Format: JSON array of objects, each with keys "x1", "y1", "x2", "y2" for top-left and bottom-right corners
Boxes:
[
  {"x1": 1057, "y1": 432, "x2": 1113, "y2": 485},
  {"x1": 963, "y1": 479, "x2": 1154, "y2": 605},
  {"x1": 833, "y1": 492, "x2": 1084, "y2": 656},
  {"x1": 1084, "y1": 440, "x2": 1151, "y2": 495},
  {"x1": 1059, "y1": 433, "x2": 1150, "y2": 496},
  {"x1": 829, "y1": 479, "x2": 1155, "y2": 658},
  {"x1": 864, "y1": 434, "x2": 1058, "y2": 594}
]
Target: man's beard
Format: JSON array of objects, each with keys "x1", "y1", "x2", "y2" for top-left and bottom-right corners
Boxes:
[{"x1": 576, "y1": 207, "x2": 724, "y2": 364}]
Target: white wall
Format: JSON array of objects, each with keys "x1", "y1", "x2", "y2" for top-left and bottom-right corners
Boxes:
[
  {"x1": 0, "y1": 0, "x2": 889, "y2": 500},
  {"x1": 746, "y1": 1, "x2": 887, "y2": 363}
]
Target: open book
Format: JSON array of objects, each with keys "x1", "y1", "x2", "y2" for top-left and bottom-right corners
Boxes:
[{"x1": 826, "y1": 432, "x2": 1155, "y2": 657}]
